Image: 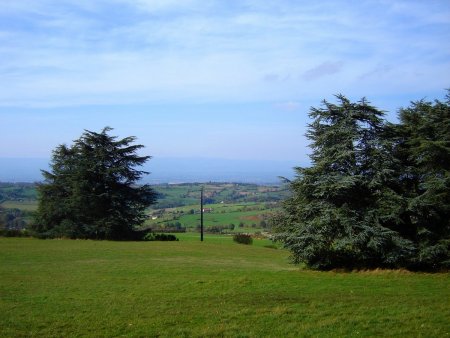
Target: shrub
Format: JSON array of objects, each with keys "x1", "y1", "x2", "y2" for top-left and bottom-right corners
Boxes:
[
  {"x1": 0, "y1": 228, "x2": 30, "y2": 237},
  {"x1": 233, "y1": 233, "x2": 253, "y2": 245},
  {"x1": 206, "y1": 225, "x2": 231, "y2": 234},
  {"x1": 143, "y1": 233, "x2": 179, "y2": 241},
  {"x1": 263, "y1": 244, "x2": 278, "y2": 250}
]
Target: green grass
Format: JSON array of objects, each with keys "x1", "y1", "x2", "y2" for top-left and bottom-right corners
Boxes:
[
  {"x1": 146, "y1": 202, "x2": 277, "y2": 232},
  {"x1": 173, "y1": 233, "x2": 277, "y2": 248},
  {"x1": 1, "y1": 238, "x2": 449, "y2": 337},
  {"x1": 151, "y1": 183, "x2": 289, "y2": 209},
  {"x1": 0, "y1": 200, "x2": 38, "y2": 212},
  {"x1": 1, "y1": 183, "x2": 284, "y2": 234}
]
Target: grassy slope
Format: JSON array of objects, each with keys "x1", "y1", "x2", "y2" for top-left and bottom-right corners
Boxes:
[{"x1": 0, "y1": 237, "x2": 449, "y2": 337}]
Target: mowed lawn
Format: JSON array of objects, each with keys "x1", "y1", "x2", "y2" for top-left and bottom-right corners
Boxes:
[{"x1": 0, "y1": 237, "x2": 449, "y2": 337}]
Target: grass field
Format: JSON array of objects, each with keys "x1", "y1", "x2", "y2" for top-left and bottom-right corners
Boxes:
[
  {"x1": 152, "y1": 183, "x2": 289, "y2": 209},
  {"x1": 1, "y1": 237, "x2": 449, "y2": 337},
  {"x1": 146, "y1": 202, "x2": 276, "y2": 232},
  {"x1": 0, "y1": 183, "x2": 284, "y2": 232},
  {"x1": 0, "y1": 200, "x2": 38, "y2": 212}
]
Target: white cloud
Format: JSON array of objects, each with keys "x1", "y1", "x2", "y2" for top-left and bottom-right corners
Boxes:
[{"x1": 0, "y1": 0, "x2": 449, "y2": 107}]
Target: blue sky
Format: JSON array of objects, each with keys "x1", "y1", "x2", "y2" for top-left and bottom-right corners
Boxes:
[{"x1": 0, "y1": 0, "x2": 449, "y2": 164}]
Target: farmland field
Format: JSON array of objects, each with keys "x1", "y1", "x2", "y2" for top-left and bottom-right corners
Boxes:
[
  {"x1": 1, "y1": 237, "x2": 449, "y2": 337},
  {"x1": 0, "y1": 200, "x2": 38, "y2": 212},
  {"x1": 145, "y1": 202, "x2": 277, "y2": 233},
  {"x1": 144, "y1": 183, "x2": 288, "y2": 233},
  {"x1": 0, "y1": 182, "x2": 288, "y2": 233}
]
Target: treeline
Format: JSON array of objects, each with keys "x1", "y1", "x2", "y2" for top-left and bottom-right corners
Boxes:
[
  {"x1": 0, "y1": 208, "x2": 30, "y2": 230},
  {"x1": 152, "y1": 183, "x2": 288, "y2": 209},
  {"x1": 0, "y1": 183, "x2": 37, "y2": 203},
  {"x1": 274, "y1": 92, "x2": 450, "y2": 271},
  {"x1": 0, "y1": 183, "x2": 36, "y2": 233}
]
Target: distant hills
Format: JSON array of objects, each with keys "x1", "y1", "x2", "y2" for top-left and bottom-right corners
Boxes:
[{"x1": 0, "y1": 157, "x2": 301, "y2": 184}]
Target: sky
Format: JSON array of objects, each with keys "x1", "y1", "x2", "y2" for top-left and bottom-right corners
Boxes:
[{"x1": 0, "y1": 0, "x2": 449, "y2": 168}]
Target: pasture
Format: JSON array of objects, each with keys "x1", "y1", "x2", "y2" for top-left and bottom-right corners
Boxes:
[
  {"x1": 146, "y1": 202, "x2": 276, "y2": 232},
  {"x1": 0, "y1": 182, "x2": 285, "y2": 232},
  {"x1": 1, "y1": 237, "x2": 449, "y2": 337}
]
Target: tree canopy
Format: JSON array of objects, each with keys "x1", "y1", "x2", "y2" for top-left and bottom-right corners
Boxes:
[
  {"x1": 393, "y1": 93, "x2": 450, "y2": 269},
  {"x1": 274, "y1": 92, "x2": 449, "y2": 271},
  {"x1": 32, "y1": 127, "x2": 156, "y2": 240}
]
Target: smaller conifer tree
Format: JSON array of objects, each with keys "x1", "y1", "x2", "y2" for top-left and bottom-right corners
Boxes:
[{"x1": 33, "y1": 127, "x2": 156, "y2": 240}]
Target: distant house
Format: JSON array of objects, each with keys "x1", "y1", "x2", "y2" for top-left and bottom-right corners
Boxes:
[{"x1": 195, "y1": 208, "x2": 213, "y2": 214}]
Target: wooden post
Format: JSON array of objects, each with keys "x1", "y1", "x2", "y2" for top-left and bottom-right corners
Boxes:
[{"x1": 200, "y1": 186, "x2": 204, "y2": 242}]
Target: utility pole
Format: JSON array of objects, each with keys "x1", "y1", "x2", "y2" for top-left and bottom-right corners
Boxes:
[{"x1": 200, "y1": 186, "x2": 204, "y2": 242}]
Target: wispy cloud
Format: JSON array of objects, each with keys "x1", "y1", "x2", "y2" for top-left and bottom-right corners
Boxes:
[
  {"x1": 276, "y1": 101, "x2": 301, "y2": 111},
  {"x1": 0, "y1": 0, "x2": 449, "y2": 162},
  {"x1": 0, "y1": 0, "x2": 449, "y2": 107},
  {"x1": 302, "y1": 61, "x2": 344, "y2": 81}
]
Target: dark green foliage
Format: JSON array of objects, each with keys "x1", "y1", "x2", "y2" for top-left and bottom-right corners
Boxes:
[
  {"x1": 203, "y1": 224, "x2": 235, "y2": 234},
  {"x1": 0, "y1": 183, "x2": 37, "y2": 201},
  {"x1": 0, "y1": 205, "x2": 5, "y2": 229},
  {"x1": 392, "y1": 93, "x2": 450, "y2": 270},
  {"x1": 0, "y1": 208, "x2": 28, "y2": 230},
  {"x1": 32, "y1": 127, "x2": 156, "y2": 240},
  {"x1": 143, "y1": 233, "x2": 179, "y2": 241},
  {"x1": 0, "y1": 228, "x2": 30, "y2": 237},
  {"x1": 263, "y1": 244, "x2": 279, "y2": 249},
  {"x1": 275, "y1": 93, "x2": 450, "y2": 271},
  {"x1": 233, "y1": 233, "x2": 253, "y2": 245}
]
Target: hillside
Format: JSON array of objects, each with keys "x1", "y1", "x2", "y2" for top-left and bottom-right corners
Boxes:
[
  {"x1": 0, "y1": 182, "x2": 289, "y2": 234},
  {"x1": 1, "y1": 237, "x2": 448, "y2": 337}
]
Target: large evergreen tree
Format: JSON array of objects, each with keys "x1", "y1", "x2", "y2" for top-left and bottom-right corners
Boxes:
[
  {"x1": 32, "y1": 127, "x2": 156, "y2": 240},
  {"x1": 392, "y1": 94, "x2": 450, "y2": 269},
  {"x1": 274, "y1": 95, "x2": 415, "y2": 270}
]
